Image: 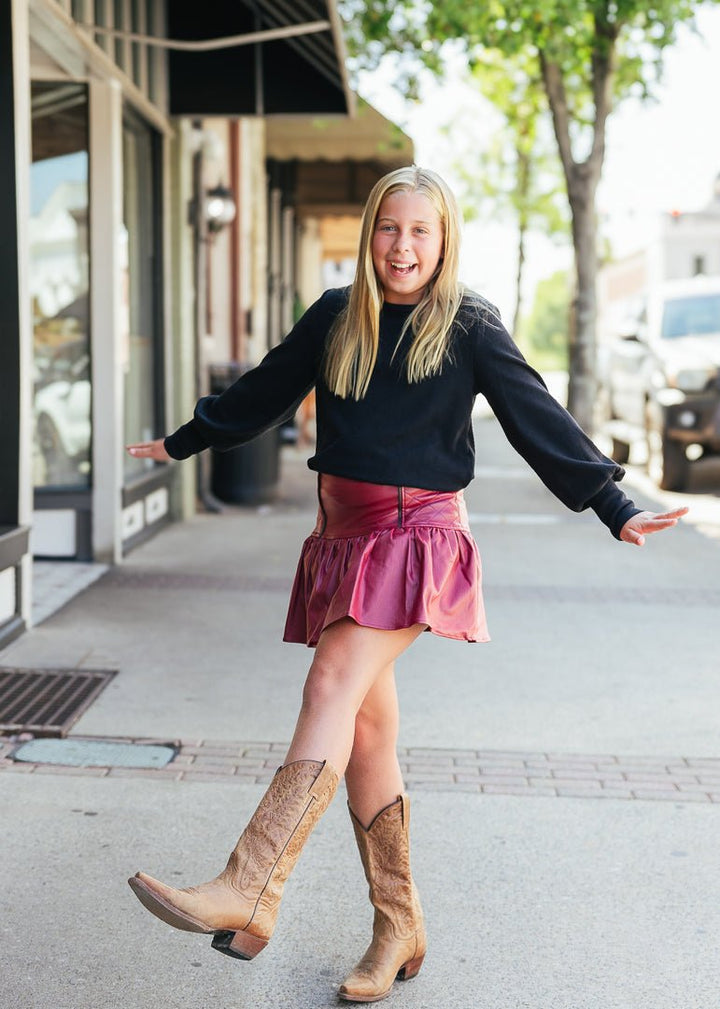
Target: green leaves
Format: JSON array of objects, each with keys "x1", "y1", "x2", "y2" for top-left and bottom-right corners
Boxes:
[{"x1": 343, "y1": 0, "x2": 714, "y2": 131}]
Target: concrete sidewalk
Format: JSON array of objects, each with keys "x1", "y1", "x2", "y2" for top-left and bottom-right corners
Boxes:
[{"x1": 2, "y1": 417, "x2": 720, "y2": 1009}]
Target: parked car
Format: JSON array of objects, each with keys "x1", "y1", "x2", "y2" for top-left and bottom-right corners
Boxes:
[
  {"x1": 34, "y1": 340, "x2": 91, "y2": 485},
  {"x1": 600, "y1": 275, "x2": 720, "y2": 491}
]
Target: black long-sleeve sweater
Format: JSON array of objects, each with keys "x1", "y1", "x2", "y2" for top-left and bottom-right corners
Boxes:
[{"x1": 164, "y1": 287, "x2": 640, "y2": 538}]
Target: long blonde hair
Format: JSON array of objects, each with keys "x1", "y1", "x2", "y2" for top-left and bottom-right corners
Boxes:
[{"x1": 324, "y1": 166, "x2": 464, "y2": 400}]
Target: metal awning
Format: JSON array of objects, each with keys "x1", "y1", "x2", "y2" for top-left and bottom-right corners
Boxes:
[
  {"x1": 265, "y1": 98, "x2": 413, "y2": 168},
  {"x1": 168, "y1": 0, "x2": 352, "y2": 117}
]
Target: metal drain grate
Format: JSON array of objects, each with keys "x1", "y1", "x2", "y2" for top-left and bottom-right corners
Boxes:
[{"x1": 0, "y1": 667, "x2": 116, "y2": 738}]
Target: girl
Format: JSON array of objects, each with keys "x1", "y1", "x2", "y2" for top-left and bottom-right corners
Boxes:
[{"x1": 126, "y1": 166, "x2": 686, "y2": 1003}]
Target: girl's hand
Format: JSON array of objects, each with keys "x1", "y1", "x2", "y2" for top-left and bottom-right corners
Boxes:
[
  {"x1": 126, "y1": 439, "x2": 171, "y2": 462},
  {"x1": 619, "y1": 507, "x2": 689, "y2": 546}
]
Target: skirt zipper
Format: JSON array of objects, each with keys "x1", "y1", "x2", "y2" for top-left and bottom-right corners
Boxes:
[
  {"x1": 317, "y1": 475, "x2": 328, "y2": 535},
  {"x1": 397, "y1": 486, "x2": 403, "y2": 528}
]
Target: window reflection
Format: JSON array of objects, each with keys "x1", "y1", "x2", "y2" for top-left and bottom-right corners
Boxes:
[{"x1": 30, "y1": 83, "x2": 91, "y2": 489}]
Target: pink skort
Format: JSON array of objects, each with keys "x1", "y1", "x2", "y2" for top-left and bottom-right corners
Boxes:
[{"x1": 283, "y1": 474, "x2": 490, "y2": 647}]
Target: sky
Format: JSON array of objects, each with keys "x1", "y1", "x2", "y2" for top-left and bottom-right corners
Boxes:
[
  {"x1": 31, "y1": 152, "x2": 87, "y2": 216},
  {"x1": 356, "y1": 6, "x2": 720, "y2": 321}
]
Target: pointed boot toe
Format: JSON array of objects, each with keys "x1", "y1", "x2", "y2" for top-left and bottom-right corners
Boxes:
[
  {"x1": 128, "y1": 872, "x2": 213, "y2": 934},
  {"x1": 339, "y1": 970, "x2": 393, "y2": 1003}
]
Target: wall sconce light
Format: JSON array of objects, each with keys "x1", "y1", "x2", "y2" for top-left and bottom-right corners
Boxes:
[{"x1": 205, "y1": 183, "x2": 236, "y2": 233}]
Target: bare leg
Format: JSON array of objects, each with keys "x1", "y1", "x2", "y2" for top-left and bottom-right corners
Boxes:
[
  {"x1": 344, "y1": 662, "x2": 404, "y2": 827},
  {"x1": 128, "y1": 619, "x2": 424, "y2": 961},
  {"x1": 283, "y1": 618, "x2": 424, "y2": 774}
]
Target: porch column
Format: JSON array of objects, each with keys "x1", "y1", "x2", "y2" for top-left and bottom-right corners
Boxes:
[{"x1": 89, "y1": 77, "x2": 124, "y2": 564}]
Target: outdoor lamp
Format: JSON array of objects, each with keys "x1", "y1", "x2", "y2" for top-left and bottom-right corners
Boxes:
[{"x1": 205, "y1": 184, "x2": 236, "y2": 233}]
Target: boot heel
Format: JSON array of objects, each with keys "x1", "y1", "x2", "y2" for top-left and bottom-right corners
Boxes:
[
  {"x1": 398, "y1": 954, "x2": 424, "y2": 980},
  {"x1": 211, "y1": 929, "x2": 268, "y2": 961}
]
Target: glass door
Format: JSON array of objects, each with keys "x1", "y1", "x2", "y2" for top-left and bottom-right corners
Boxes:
[
  {"x1": 29, "y1": 82, "x2": 92, "y2": 558},
  {"x1": 31, "y1": 82, "x2": 91, "y2": 489}
]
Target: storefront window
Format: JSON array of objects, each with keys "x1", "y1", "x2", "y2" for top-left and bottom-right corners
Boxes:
[
  {"x1": 30, "y1": 82, "x2": 91, "y2": 489},
  {"x1": 122, "y1": 109, "x2": 162, "y2": 480}
]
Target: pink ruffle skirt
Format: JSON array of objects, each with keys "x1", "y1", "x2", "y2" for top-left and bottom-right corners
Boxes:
[{"x1": 283, "y1": 474, "x2": 490, "y2": 647}]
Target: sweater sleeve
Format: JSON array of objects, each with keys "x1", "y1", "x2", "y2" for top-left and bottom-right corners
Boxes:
[
  {"x1": 472, "y1": 315, "x2": 641, "y2": 539},
  {"x1": 164, "y1": 290, "x2": 342, "y2": 460}
]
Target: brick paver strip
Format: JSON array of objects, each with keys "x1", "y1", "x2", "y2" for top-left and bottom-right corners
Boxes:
[{"x1": 3, "y1": 736, "x2": 720, "y2": 803}]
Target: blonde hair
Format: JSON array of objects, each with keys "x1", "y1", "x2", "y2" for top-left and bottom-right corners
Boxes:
[{"x1": 324, "y1": 166, "x2": 464, "y2": 400}]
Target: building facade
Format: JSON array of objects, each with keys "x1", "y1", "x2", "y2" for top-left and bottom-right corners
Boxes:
[{"x1": 1, "y1": 0, "x2": 352, "y2": 647}]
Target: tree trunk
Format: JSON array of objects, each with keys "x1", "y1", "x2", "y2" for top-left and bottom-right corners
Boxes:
[
  {"x1": 566, "y1": 173, "x2": 598, "y2": 432},
  {"x1": 512, "y1": 221, "x2": 526, "y2": 340},
  {"x1": 539, "y1": 34, "x2": 615, "y2": 434},
  {"x1": 512, "y1": 144, "x2": 531, "y2": 340}
]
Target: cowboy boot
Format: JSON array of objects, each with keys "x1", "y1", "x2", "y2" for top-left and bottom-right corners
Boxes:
[
  {"x1": 339, "y1": 794, "x2": 426, "y2": 1002},
  {"x1": 128, "y1": 759, "x2": 338, "y2": 960}
]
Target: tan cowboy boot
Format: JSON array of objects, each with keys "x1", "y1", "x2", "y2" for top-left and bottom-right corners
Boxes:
[
  {"x1": 128, "y1": 759, "x2": 338, "y2": 960},
  {"x1": 339, "y1": 794, "x2": 426, "y2": 1002}
]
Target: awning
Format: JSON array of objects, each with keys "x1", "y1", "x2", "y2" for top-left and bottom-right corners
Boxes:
[
  {"x1": 265, "y1": 98, "x2": 413, "y2": 168},
  {"x1": 168, "y1": 0, "x2": 352, "y2": 117},
  {"x1": 265, "y1": 99, "x2": 414, "y2": 217}
]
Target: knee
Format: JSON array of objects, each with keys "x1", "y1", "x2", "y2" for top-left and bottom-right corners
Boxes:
[{"x1": 301, "y1": 655, "x2": 350, "y2": 712}]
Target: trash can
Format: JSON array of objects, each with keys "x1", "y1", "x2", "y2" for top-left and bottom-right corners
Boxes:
[{"x1": 208, "y1": 363, "x2": 280, "y2": 505}]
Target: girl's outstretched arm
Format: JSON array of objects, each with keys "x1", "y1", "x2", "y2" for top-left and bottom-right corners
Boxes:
[
  {"x1": 619, "y1": 507, "x2": 689, "y2": 546},
  {"x1": 126, "y1": 439, "x2": 171, "y2": 462}
]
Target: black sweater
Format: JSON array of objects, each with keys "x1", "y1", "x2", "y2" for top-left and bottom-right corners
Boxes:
[{"x1": 164, "y1": 287, "x2": 640, "y2": 538}]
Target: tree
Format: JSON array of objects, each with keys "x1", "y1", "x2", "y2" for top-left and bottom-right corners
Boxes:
[
  {"x1": 341, "y1": 0, "x2": 719, "y2": 432},
  {"x1": 447, "y1": 49, "x2": 568, "y2": 340}
]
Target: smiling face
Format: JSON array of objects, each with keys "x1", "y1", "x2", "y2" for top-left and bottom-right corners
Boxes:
[{"x1": 371, "y1": 190, "x2": 444, "y2": 304}]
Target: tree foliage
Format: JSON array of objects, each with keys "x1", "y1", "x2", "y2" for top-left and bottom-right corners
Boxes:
[{"x1": 343, "y1": 1, "x2": 705, "y2": 128}]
